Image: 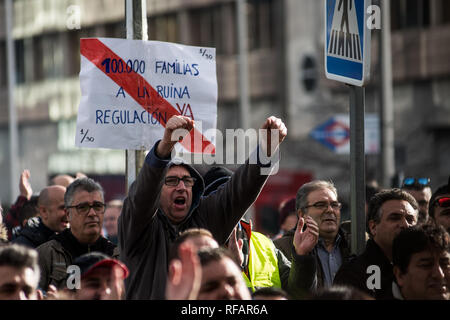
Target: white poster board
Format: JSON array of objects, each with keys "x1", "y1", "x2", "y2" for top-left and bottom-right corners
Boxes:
[{"x1": 77, "y1": 38, "x2": 217, "y2": 153}]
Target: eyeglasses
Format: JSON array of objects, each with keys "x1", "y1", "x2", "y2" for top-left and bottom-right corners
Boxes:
[
  {"x1": 302, "y1": 201, "x2": 342, "y2": 211},
  {"x1": 434, "y1": 197, "x2": 450, "y2": 208},
  {"x1": 66, "y1": 201, "x2": 106, "y2": 215},
  {"x1": 164, "y1": 176, "x2": 196, "y2": 188},
  {"x1": 402, "y1": 177, "x2": 430, "y2": 188}
]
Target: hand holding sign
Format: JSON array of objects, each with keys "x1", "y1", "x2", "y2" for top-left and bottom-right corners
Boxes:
[{"x1": 156, "y1": 115, "x2": 195, "y2": 158}]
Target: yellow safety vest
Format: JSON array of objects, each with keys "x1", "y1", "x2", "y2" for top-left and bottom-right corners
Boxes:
[{"x1": 242, "y1": 231, "x2": 281, "y2": 292}]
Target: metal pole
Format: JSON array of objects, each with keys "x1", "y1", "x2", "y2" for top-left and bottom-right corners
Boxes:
[
  {"x1": 379, "y1": 0, "x2": 395, "y2": 187},
  {"x1": 236, "y1": 0, "x2": 251, "y2": 130},
  {"x1": 5, "y1": 0, "x2": 19, "y2": 203},
  {"x1": 349, "y1": 85, "x2": 366, "y2": 255},
  {"x1": 125, "y1": 0, "x2": 147, "y2": 193}
]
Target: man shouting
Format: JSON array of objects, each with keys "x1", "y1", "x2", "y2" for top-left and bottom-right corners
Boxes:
[{"x1": 119, "y1": 115, "x2": 287, "y2": 299}]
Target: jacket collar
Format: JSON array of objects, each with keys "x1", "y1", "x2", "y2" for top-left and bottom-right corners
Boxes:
[
  {"x1": 20, "y1": 217, "x2": 55, "y2": 243},
  {"x1": 54, "y1": 228, "x2": 115, "y2": 259},
  {"x1": 364, "y1": 239, "x2": 392, "y2": 268}
]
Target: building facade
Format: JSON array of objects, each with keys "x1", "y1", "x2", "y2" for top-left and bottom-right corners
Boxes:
[{"x1": 0, "y1": 0, "x2": 449, "y2": 228}]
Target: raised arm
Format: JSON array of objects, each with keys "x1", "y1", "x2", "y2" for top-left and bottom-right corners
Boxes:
[
  {"x1": 118, "y1": 116, "x2": 195, "y2": 251},
  {"x1": 199, "y1": 116, "x2": 287, "y2": 244}
]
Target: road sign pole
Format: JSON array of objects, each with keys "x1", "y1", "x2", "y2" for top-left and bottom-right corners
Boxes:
[
  {"x1": 125, "y1": 0, "x2": 147, "y2": 193},
  {"x1": 379, "y1": 0, "x2": 395, "y2": 188},
  {"x1": 5, "y1": 0, "x2": 19, "y2": 203},
  {"x1": 349, "y1": 85, "x2": 366, "y2": 255},
  {"x1": 236, "y1": 0, "x2": 251, "y2": 130}
]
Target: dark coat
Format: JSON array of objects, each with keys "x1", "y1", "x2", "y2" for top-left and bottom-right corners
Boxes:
[
  {"x1": 119, "y1": 141, "x2": 271, "y2": 300},
  {"x1": 37, "y1": 228, "x2": 117, "y2": 291},
  {"x1": 333, "y1": 238, "x2": 395, "y2": 300},
  {"x1": 13, "y1": 217, "x2": 55, "y2": 248},
  {"x1": 274, "y1": 227, "x2": 353, "y2": 289}
]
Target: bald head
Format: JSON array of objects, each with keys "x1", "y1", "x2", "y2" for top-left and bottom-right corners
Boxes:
[
  {"x1": 51, "y1": 175, "x2": 75, "y2": 188},
  {"x1": 39, "y1": 185, "x2": 68, "y2": 232}
]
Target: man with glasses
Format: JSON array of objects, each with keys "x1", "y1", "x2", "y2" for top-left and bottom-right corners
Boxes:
[
  {"x1": 119, "y1": 115, "x2": 287, "y2": 299},
  {"x1": 274, "y1": 180, "x2": 352, "y2": 290},
  {"x1": 401, "y1": 177, "x2": 432, "y2": 224},
  {"x1": 37, "y1": 178, "x2": 117, "y2": 293},
  {"x1": 429, "y1": 176, "x2": 450, "y2": 233},
  {"x1": 334, "y1": 188, "x2": 418, "y2": 299},
  {"x1": 13, "y1": 185, "x2": 67, "y2": 248}
]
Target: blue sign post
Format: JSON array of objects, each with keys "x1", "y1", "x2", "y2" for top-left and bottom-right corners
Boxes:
[
  {"x1": 324, "y1": 0, "x2": 371, "y2": 255},
  {"x1": 325, "y1": 0, "x2": 371, "y2": 86}
]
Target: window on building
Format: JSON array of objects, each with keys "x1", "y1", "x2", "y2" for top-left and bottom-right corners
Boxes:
[
  {"x1": 79, "y1": 26, "x2": 97, "y2": 38},
  {"x1": 391, "y1": 0, "x2": 431, "y2": 30},
  {"x1": 442, "y1": 0, "x2": 450, "y2": 23},
  {"x1": 14, "y1": 39, "x2": 25, "y2": 84},
  {"x1": 247, "y1": 0, "x2": 274, "y2": 50},
  {"x1": 104, "y1": 22, "x2": 125, "y2": 38},
  {"x1": 33, "y1": 36, "x2": 43, "y2": 82},
  {"x1": 148, "y1": 14, "x2": 178, "y2": 43},
  {"x1": 188, "y1": 5, "x2": 227, "y2": 54},
  {"x1": 41, "y1": 33, "x2": 60, "y2": 79},
  {"x1": 0, "y1": 41, "x2": 6, "y2": 87},
  {"x1": 66, "y1": 30, "x2": 81, "y2": 77}
]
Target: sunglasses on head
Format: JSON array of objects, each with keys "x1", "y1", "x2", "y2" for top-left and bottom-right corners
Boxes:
[
  {"x1": 402, "y1": 177, "x2": 430, "y2": 188},
  {"x1": 434, "y1": 197, "x2": 450, "y2": 208}
]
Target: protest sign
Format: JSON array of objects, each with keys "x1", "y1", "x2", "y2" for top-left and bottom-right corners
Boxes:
[{"x1": 76, "y1": 38, "x2": 217, "y2": 153}]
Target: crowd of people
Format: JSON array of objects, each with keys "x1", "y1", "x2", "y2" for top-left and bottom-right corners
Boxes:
[{"x1": 0, "y1": 115, "x2": 449, "y2": 301}]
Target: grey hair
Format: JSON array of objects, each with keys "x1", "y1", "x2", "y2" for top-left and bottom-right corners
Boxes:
[
  {"x1": 296, "y1": 180, "x2": 338, "y2": 212},
  {"x1": 64, "y1": 177, "x2": 104, "y2": 207},
  {"x1": 0, "y1": 244, "x2": 40, "y2": 288}
]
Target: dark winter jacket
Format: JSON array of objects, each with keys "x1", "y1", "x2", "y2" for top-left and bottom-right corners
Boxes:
[
  {"x1": 36, "y1": 228, "x2": 117, "y2": 291},
  {"x1": 13, "y1": 217, "x2": 55, "y2": 248},
  {"x1": 119, "y1": 141, "x2": 271, "y2": 300},
  {"x1": 274, "y1": 227, "x2": 353, "y2": 289},
  {"x1": 333, "y1": 238, "x2": 395, "y2": 300}
]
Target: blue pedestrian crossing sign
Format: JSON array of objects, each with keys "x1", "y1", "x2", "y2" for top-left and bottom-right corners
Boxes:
[{"x1": 325, "y1": 0, "x2": 371, "y2": 86}]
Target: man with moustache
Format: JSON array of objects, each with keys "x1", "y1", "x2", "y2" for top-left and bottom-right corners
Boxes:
[
  {"x1": 274, "y1": 180, "x2": 352, "y2": 289},
  {"x1": 37, "y1": 178, "x2": 117, "y2": 292},
  {"x1": 14, "y1": 185, "x2": 68, "y2": 248}
]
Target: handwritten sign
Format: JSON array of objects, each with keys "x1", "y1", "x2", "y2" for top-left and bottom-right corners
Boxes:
[{"x1": 76, "y1": 38, "x2": 217, "y2": 153}]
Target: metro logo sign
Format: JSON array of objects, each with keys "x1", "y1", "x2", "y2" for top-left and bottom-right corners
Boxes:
[
  {"x1": 310, "y1": 118, "x2": 350, "y2": 152},
  {"x1": 310, "y1": 114, "x2": 379, "y2": 154}
]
